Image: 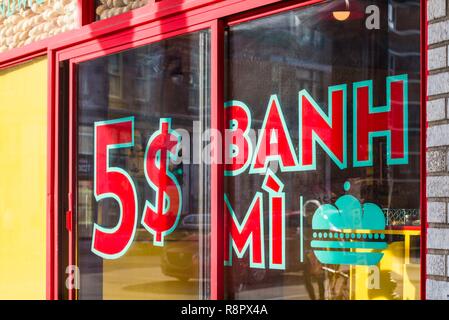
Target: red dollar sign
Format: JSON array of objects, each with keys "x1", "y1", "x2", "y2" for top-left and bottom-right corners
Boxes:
[{"x1": 142, "y1": 118, "x2": 182, "y2": 246}]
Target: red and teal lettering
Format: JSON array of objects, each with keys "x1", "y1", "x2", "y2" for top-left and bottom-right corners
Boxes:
[
  {"x1": 224, "y1": 193, "x2": 265, "y2": 269},
  {"x1": 299, "y1": 85, "x2": 347, "y2": 170},
  {"x1": 262, "y1": 169, "x2": 286, "y2": 270},
  {"x1": 250, "y1": 95, "x2": 298, "y2": 174},
  {"x1": 92, "y1": 117, "x2": 138, "y2": 259},
  {"x1": 225, "y1": 101, "x2": 253, "y2": 176},
  {"x1": 353, "y1": 74, "x2": 408, "y2": 167},
  {"x1": 141, "y1": 118, "x2": 182, "y2": 247}
]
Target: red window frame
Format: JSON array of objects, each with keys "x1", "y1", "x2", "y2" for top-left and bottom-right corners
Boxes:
[{"x1": 0, "y1": 0, "x2": 428, "y2": 300}]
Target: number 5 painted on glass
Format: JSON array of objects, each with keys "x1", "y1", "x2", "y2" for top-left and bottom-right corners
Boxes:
[{"x1": 92, "y1": 117, "x2": 138, "y2": 259}]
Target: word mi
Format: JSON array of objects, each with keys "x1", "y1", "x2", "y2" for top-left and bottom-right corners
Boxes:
[{"x1": 224, "y1": 74, "x2": 408, "y2": 176}]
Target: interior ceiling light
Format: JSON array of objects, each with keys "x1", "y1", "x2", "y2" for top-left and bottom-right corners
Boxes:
[{"x1": 333, "y1": 0, "x2": 350, "y2": 21}]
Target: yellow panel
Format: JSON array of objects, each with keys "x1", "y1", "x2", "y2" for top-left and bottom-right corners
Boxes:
[
  {"x1": 350, "y1": 231, "x2": 420, "y2": 300},
  {"x1": 0, "y1": 57, "x2": 47, "y2": 299}
]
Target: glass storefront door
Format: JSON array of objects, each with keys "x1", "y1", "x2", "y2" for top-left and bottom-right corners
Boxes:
[
  {"x1": 75, "y1": 30, "x2": 211, "y2": 299},
  {"x1": 65, "y1": 0, "x2": 423, "y2": 300}
]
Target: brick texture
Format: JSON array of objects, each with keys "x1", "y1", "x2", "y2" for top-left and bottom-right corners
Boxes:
[
  {"x1": 427, "y1": 0, "x2": 449, "y2": 300},
  {"x1": 427, "y1": 254, "x2": 446, "y2": 276},
  {"x1": 429, "y1": 0, "x2": 447, "y2": 21},
  {"x1": 427, "y1": 201, "x2": 447, "y2": 223}
]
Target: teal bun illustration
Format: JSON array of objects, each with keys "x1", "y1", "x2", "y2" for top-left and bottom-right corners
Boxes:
[{"x1": 311, "y1": 182, "x2": 387, "y2": 266}]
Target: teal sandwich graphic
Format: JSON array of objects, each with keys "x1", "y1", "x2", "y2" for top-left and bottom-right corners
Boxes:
[{"x1": 311, "y1": 182, "x2": 387, "y2": 266}]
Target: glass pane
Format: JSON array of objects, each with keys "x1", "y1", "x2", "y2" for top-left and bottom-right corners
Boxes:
[
  {"x1": 76, "y1": 30, "x2": 210, "y2": 300},
  {"x1": 224, "y1": 0, "x2": 421, "y2": 300}
]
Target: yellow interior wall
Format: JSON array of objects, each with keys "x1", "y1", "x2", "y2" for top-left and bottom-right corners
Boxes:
[
  {"x1": 351, "y1": 234, "x2": 420, "y2": 300},
  {"x1": 0, "y1": 57, "x2": 48, "y2": 299}
]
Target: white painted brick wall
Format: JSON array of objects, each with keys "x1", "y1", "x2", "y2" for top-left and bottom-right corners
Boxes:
[
  {"x1": 427, "y1": 98, "x2": 446, "y2": 121},
  {"x1": 427, "y1": 149, "x2": 446, "y2": 172},
  {"x1": 428, "y1": 228, "x2": 449, "y2": 250},
  {"x1": 429, "y1": 20, "x2": 449, "y2": 44},
  {"x1": 426, "y1": 280, "x2": 449, "y2": 299},
  {"x1": 427, "y1": 254, "x2": 446, "y2": 276},
  {"x1": 428, "y1": 72, "x2": 449, "y2": 95},
  {"x1": 428, "y1": 0, "x2": 447, "y2": 20},
  {"x1": 427, "y1": 0, "x2": 449, "y2": 301},
  {"x1": 429, "y1": 46, "x2": 447, "y2": 70},
  {"x1": 427, "y1": 124, "x2": 449, "y2": 147},
  {"x1": 427, "y1": 201, "x2": 447, "y2": 223},
  {"x1": 427, "y1": 176, "x2": 449, "y2": 197}
]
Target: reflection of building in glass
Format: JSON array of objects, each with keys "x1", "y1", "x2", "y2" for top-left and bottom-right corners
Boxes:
[
  {"x1": 78, "y1": 33, "x2": 210, "y2": 241},
  {"x1": 76, "y1": 31, "x2": 210, "y2": 299}
]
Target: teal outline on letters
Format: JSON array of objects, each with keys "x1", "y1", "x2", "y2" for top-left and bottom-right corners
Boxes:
[
  {"x1": 353, "y1": 74, "x2": 409, "y2": 167},
  {"x1": 224, "y1": 192, "x2": 265, "y2": 269},
  {"x1": 224, "y1": 100, "x2": 254, "y2": 177},
  {"x1": 249, "y1": 95, "x2": 299, "y2": 174},
  {"x1": 262, "y1": 169, "x2": 286, "y2": 270},
  {"x1": 298, "y1": 84, "x2": 347, "y2": 170},
  {"x1": 92, "y1": 116, "x2": 139, "y2": 260},
  {"x1": 141, "y1": 118, "x2": 183, "y2": 247}
]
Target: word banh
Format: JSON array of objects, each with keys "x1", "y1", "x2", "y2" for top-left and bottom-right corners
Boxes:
[{"x1": 224, "y1": 74, "x2": 408, "y2": 176}]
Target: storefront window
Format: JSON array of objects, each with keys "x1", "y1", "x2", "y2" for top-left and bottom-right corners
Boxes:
[
  {"x1": 76, "y1": 30, "x2": 210, "y2": 299},
  {"x1": 224, "y1": 0, "x2": 421, "y2": 300}
]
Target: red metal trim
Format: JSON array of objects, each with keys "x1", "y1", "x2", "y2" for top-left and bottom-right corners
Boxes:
[
  {"x1": 63, "y1": 18, "x2": 218, "y2": 301},
  {"x1": 53, "y1": 52, "x2": 60, "y2": 300},
  {"x1": 77, "y1": 0, "x2": 96, "y2": 27},
  {"x1": 49, "y1": 0, "x2": 288, "y2": 302},
  {"x1": 227, "y1": 0, "x2": 427, "y2": 300},
  {"x1": 420, "y1": 0, "x2": 428, "y2": 301},
  {"x1": 225, "y1": 0, "x2": 324, "y2": 26},
  {"x1": 0, "y1": 0, "x2": 97, "y2": 70},
  {"x1": 388, "y1": 226, "x2": 422, "y2": 231},
  {"x1": 68, "y1": 21, "x2": 212, "y2": 63},
  {"x1": 56, "y1": 0, "x2": 279, "y2": 62},
  {"x1": 210, "y1": 19, "x2": 224, "y2": 300},
  {"x1": 37, "y1": 0, "x2": 427, "y2": 300},
  {"x1": 0, "y1": 0, "x2": 284, "y2": 68},
  {"x1": 0, "y1": 44, "x2": 47, "y2": 70},
  {"x1": 46, "y1": 48, "x2": 57, "y2": 300},
  {"x1": 0, "y1": 0, "x2": 221, "y2": 66},
  {"x1": 67, "y1": 60, "x2": 77, "y2": 300}
]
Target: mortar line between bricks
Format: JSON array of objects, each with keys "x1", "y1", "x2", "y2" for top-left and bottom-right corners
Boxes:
[
  {"x1": 426, "y1": 172, "x2": 449, "y2": 177},
  {"x1": 428, "y1": 248, "x2": 449, "y2": 254},
  {"x1": 429, "y1": 67, "x2": 449, "y2": 74},
  {"x1": 428, "y1": 93, "x2": 449, "y2": 100},
  {"x1": 427, "y1": 120, "x2": 449, "y2": 126}
]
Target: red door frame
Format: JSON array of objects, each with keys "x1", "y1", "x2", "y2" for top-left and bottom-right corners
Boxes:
[
  {"x1": 420, "y1": 0, "x2": 428, "y2": 301},
  {"x1": 67, "y1": 60, "x2": 77, "y2": 300},
  {"x1": 0, "y1": 0, "x2": 427, "y2": 300},
  {"x1": 52, "y1": 0, "x2": 307, "y2": 301},
  {"x1": 210, "y1": 19, "x2": 225, "y2": 300}
]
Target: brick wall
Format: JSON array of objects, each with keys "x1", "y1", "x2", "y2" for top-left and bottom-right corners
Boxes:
[{"x1": 427, "y1": 0, "x2": 449, "y2": 300}]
